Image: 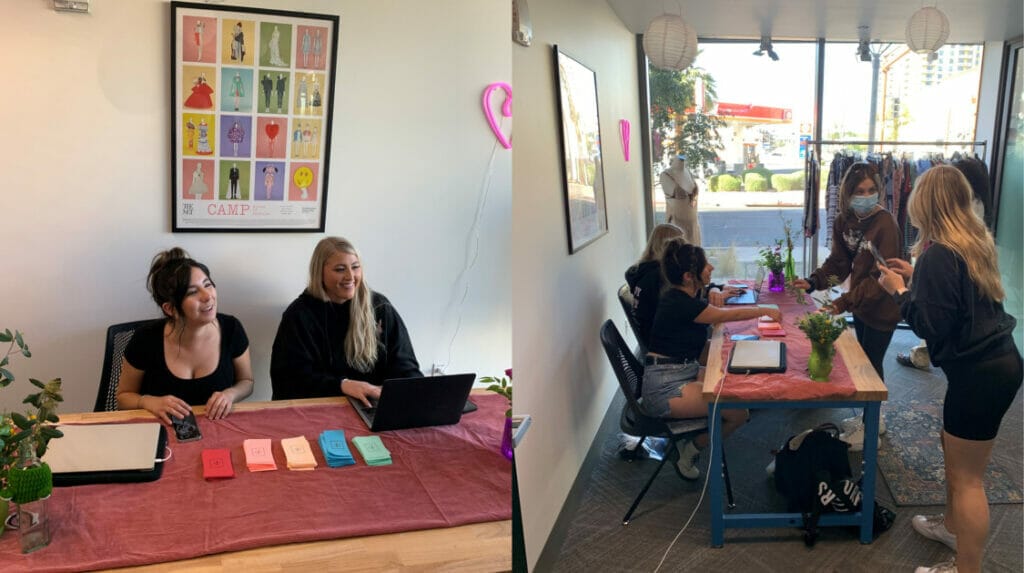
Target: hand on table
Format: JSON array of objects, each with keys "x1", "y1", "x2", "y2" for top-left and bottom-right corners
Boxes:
[
  {"x1": 143, "y1": 395, "x2": 192, "y2": 425},
  {"x1": 761, "y1": 307, "x2": 783, "y2": 323},
  {"x1": 341, "y1": 378, "x2": 381, "y2": 408},
  {"x1": 205, "y1": 390, "x2": 236, "y2": 420}
]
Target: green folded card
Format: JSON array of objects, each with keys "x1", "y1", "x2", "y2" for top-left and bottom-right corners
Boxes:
[{"x1": 352, "y1": 435, "x2": 392, "y2": 466}]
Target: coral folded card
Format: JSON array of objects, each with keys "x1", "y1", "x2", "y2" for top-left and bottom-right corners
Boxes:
[
  {"x1": 201, "y1": 448, "x2": 235, "y2": 479},
  {"x1": 243, "y1": 438, "x2": 278, "y2": 472},
  {"x1": 281, "y1": 436, "x2": 318, "y2": 470}
]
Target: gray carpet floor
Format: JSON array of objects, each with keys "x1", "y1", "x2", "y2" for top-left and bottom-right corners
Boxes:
[{"x1": 549, "y1": 330, "x2": 1023, "y2": 572}]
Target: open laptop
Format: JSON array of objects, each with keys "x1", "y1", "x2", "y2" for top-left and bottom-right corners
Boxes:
[
  {"x1": 352, "y1": 373, "x2": 476, "y2": 432},
  {"x1": 725, "y1": 266, "x2": 766, "y2": 305}
]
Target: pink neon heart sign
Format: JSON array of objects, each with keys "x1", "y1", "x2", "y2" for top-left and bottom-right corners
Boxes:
[
  {"x1": 482, "y1": 82, "x2": 512, "y2": 149},
  {"x1": 619, "y1": 119, "x2": 630, "y2": 162}
]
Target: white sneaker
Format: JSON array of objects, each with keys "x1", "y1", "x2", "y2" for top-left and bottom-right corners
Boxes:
[
  {"x1": 765, "y1": 458, "x2": 776, "y2": 476},
  {"x1": 915, "y1": 559, "x2": 957, "y2": 573},
  {"x1": 911, "y1": 514, "x2": 957, "y2": 551},
  {"x1": 674, "y1": 439, "x2": 701, "y2": 480},
  {"x1": 840, "y1": 414, "x2": 887, "y2": 435},
  {"x1": 839, "y1": 424, "x2": 881, "y2": 452}
]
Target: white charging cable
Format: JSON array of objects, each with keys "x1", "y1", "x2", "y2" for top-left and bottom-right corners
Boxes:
[{"x1": 652, "y1": 371, "x2": 727, "y2": 573}]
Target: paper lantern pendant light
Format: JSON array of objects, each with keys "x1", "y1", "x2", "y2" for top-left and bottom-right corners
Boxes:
[
  {"x1": 905, "y1": 6, "x2": 950, "y2": 54},
  {"x1": 643, "y1": 15, "x2": 698, "y2": 71}
]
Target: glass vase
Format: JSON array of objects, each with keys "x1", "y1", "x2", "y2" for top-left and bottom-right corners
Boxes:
[
  {"x1": 768, "y1": 269, "x2": 786, "y2": 292},
  {"x1": 16, "y1": 495, "x2": 50, "y2": 554},
  {"x1": 501, "y1": 417, "x2": 514, "y2": 460},
  {"x1": 808, "y1": 341, "x2": 835, "y2": 382},
  {"x1": 784, "y1": 248, "x2": 796, "y2": 285}
]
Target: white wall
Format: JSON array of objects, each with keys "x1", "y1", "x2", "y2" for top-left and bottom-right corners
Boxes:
[
  {"x1": 975, "y1": 40, "x2": 1007, "y2": 167},
  {"x1": 0, "y1": 0, "x2": 511, "y2": 413},
  {"x1": 512, "y1": 0, "x2": 646, "y2": 568}
]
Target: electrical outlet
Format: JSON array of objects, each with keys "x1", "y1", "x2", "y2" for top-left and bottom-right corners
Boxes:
[{"x1": 430, "y1": 363, "x2": 446, "y2": 376}]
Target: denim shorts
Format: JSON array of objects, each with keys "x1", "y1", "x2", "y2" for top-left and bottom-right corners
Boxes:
[{"x1": 641, "y1": 361, "x2": 700, "y2": 418}]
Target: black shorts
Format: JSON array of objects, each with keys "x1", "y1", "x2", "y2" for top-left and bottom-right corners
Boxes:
[{"x1": 941, "y1": 349, "x2": 1023, "y2": 441}]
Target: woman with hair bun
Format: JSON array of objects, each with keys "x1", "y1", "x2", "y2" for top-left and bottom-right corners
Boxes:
[
  {"x1": 270, "y1": 237, "x2": 422, "y2": 406},
  {"x1": 643, "y1": 238, "x2": 781, "y2": 480},
  {"x1": 117, "y1": 248, "x2": 253, "y2": 422}
]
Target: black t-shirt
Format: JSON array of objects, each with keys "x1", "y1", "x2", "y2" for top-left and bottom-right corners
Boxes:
[
  {"x1": 647, "y1": 288, "x2": 709, "y2": 361},
  {"x1": 124, "y1": 314, "x2": 249, "y2": 405}
]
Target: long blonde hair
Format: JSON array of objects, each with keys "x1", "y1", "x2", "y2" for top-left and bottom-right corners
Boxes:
[
  {"x1": 637, "y1": 223, "x2": 685, "y2": 265},
  {"x1": 908, "y1": 165, "x2": 1004, "y2": 301},
  {"x1": 306, "y1": 237, "x2": 379, "y2": 371}
]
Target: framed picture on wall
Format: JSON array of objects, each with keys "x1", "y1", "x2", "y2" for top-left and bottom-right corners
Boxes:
[
  {"x1": 553, "y1": 46, "x2": 607, "y2": 253},
  {"x1": 171, "y1": 1, "x2": 338, "y2": 232}
]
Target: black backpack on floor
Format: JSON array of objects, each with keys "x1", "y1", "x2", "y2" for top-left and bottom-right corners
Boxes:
[{"x1": 772, "y1": 423, "x2": 870, "y2": 546}]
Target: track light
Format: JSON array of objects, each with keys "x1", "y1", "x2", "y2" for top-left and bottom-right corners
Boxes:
[{"x1": 753, "y1": 35, "x2": 778, "y2": 61}]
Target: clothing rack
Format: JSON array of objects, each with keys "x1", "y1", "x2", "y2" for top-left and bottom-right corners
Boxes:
[{"x1": 801, "y1": 139, "x2": 989, "y2": 270}]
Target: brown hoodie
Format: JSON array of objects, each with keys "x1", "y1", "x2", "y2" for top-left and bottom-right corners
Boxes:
[{"x1": 807, "y1": 209, "x2": 902, "y2": 332}]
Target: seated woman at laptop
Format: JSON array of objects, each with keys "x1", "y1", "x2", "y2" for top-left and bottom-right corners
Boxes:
[
  {"x1": 644, "y1": 238, "x2": 782, "y2": 480},
  {"x1": 270, "y1": 236, "x2": 422, "y2": 407},
  {"x1": 116, "y1": 248, "x2": 254, "y2": 424},
  {"x1": 626, "y1": 223, "x2": 743, "y2": 349}
]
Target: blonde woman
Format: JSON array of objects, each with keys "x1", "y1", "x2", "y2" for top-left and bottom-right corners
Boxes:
[
  {"x1": 270, "y1": 237, "x2": 422, "y2": 405},
  {"x1": 878, "y1": 165, "x2": 1021, "y2": 573}
]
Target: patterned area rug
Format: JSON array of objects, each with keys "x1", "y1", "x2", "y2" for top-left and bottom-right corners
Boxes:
[{"x1": 878, "y1": 398, "x2": 1023, "y2": 506}]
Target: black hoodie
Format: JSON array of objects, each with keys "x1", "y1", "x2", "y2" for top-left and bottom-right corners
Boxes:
[
  {"x1": 625, "y1": 261, "x2": 661, "y2": 349},
  {"x1": 270, "y1": 291, "x2": 422, "y2": 399}
]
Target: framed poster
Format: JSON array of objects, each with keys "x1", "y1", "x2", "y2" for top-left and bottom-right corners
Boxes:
[
  {"x1": 171, "y1": 2, "x2": 338, "y2": 232},
  {"x1": 553, "y1": 46, "x2": 607, "y2": 253}
]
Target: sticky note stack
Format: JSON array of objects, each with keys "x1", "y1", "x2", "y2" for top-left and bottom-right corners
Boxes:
[
  {"x1": 757, "y1": 321, "x2": 786, "y2": 336},
  {"x1": 318, "y1": 430, "x2": 355, "y2": 467},
  {"x1": 243, "y1": 438, "x2": 278, "y2": 472},
  {"x1": 352, "y1": 435, "x2": 392, "y2": 466},
  {"x1": 201, "y1": 449, "x2": 235, "y2": 479},
  {"x1": 281, "y1": 436, "x2": 318, "y2": 471}
]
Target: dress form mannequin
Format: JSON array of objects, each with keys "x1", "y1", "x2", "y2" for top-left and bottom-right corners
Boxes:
[{"x1": 658, "y1": 155, "x2": 702, "y2": 245}]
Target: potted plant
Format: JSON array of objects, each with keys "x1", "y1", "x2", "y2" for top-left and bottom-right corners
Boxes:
[
  {"x1": 0, "y1": 328, "x2": 63, "y2": 552},
  {"x1": 796, "y1": 310, "x2": 847, "y2": 382},
  {"x1": 480, "y1": 369, "x2": 512, "y2": 460},
  {"x1": 757, "y1": 239, "x2": 786, "y2": 292}
]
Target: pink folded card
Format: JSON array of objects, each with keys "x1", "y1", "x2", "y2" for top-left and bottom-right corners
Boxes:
[{"x1": 243, "y1": 438, "x2": 278, "y2": 472}]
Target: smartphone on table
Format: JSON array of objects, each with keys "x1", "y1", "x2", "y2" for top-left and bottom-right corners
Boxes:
[{"x1": 170, "y1": 410, "x2": 203, "y2": 442}]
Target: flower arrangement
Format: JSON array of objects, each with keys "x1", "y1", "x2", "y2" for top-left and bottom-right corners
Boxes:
[
  {"x1": 1, "y1": 329, "x2": 63, "y2": 501},
  {"x1": 757, "y1": 239, "x2": 785, "y2": 272},
  {"x1": 781, "y1": 218, "x2": 807, "y2": 304},
  {"x1": 796, "y1": 312, "x2": 847, "y2": 349},
  {"x1": 480, "y1": 368, "x2": 512, "y2": 418}
]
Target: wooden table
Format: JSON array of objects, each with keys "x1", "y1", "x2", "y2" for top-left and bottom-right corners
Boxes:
[
  {"x1": 702, "y1": 324, "x2": 888, "y2": 547},
  {"x1": 50, "y1": 393, "x2": 512, "y2": 572}
]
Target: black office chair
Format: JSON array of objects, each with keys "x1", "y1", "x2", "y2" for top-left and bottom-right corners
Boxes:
[
  {"x1": 600, "y1": 319, "x2": 734, "y2": 524},
  {"x1": 95, "y1": 319, "x2": 156, "y2": 412},
  {"x1": 617, "y1": 283, "x2": 648, "y2": 359}
]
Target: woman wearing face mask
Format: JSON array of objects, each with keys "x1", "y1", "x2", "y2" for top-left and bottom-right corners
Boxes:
[
  {"x1": 793, "y1": 162, "x2": 901, "y2": 447},
  {"x1": 270, "y1": 237, "x2": 422, "y2": 406}
]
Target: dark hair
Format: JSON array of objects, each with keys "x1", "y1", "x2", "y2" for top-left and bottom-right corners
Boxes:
[
  {"x1": 147, "y1": 247, "x2": 214, "y2": 319},
  {"x1": 952, "y1": 157, "x2": 993, "y2": 229},
  {"x1": 660, "y1": 237, "x2": 707, "y2": 287}
]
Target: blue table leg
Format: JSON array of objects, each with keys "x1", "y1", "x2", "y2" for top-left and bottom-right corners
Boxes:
[
  {"x1": 859, "y1": 402, "x2": 880, "y2": 543},
  {"x1": 709, "y1": 402, "x2": 724, "y2": 547}
]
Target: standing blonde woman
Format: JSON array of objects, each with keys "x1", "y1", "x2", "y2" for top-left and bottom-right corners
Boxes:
[
  {"x1": 878, "y1": 165, "x2": 1021, "y2": 573},
  {"x1": 270, "y1": 237, "x2": 422, "y2": 405}
]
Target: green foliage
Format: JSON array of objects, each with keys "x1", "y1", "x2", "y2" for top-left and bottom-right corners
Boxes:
[
  {"x1": 1, "y1": 329, "x2": 63, "y2": 497},
  {"x1": 716, "y1": 173, "x2": 741, "y2": 191},
  {"x1": 676, "y1": 112, "x2": 726, "y2": 169},
  {"x1": 757, "y1": 239, "x2": 785, "y2": 272},
  {"x1": 742, "y1": 166, "x2": 774, "y2": 183},
  {"x1": 648, "y1": 63, "x2": 725, "y2": 170},
  {"x1": 479, "y1": 375, "x2": 512, "y2": 418},
  {"x1": 797, "y1": 311, "x2": 847, "y2": 347},
  {"x1": 708, "y1": 175, "x2": 719, "y2": 192},
  {"x1": 771, "y1": 171, "x2": 805, "y2": 191},
  {"x1": 744, "y1": 172, "x2": 769, "y2": 192}
]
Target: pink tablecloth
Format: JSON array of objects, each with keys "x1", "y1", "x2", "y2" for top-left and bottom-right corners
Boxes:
[
  {"x1": 712, "y1": 287, "x2": 857, "y2": 401},
  {"x1": 0, "y1": 394, "x2": 512, "y2": 572}
]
